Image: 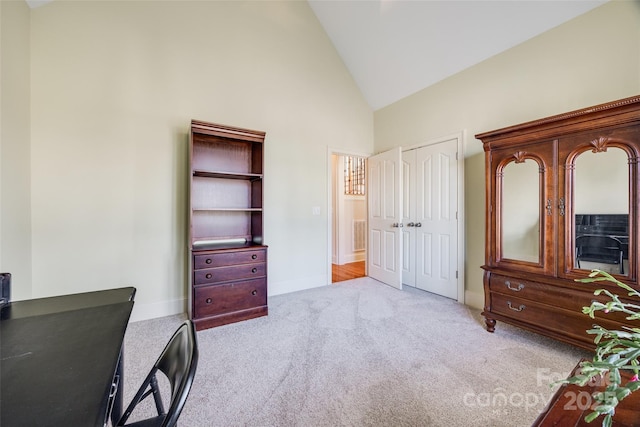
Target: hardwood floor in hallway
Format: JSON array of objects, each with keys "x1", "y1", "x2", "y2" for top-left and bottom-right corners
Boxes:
[{"x1": 332, "y1": 261, "x2": 366, "y2": 283}]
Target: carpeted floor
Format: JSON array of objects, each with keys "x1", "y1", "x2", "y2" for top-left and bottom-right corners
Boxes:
[{"x1": 121, "y1": 277, "x2": 590, "y2": 427}]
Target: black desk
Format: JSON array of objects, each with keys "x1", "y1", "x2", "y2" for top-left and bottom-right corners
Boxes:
[{"x1": 1, "y1": 287, "x2": 135, "y2": 427}]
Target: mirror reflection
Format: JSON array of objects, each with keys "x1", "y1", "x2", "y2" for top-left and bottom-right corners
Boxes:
[
  {"x1": 502, "y1": 159, "x2": 540, "y2": 263},
  {"x1": 574, "y1": 147, "x2": 629, "y2": 275}
]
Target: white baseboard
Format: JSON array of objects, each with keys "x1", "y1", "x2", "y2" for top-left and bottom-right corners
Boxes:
[
  {"x1": 268, "y1": 273, "x2": 327, "y2": 296},
  {"x1": 464, "y1": 289, "x2": 484, "y2": 311},
  {"x1": 127, "y1": 275, "x2": 328, "y2": 323},
  {"x1": 130, "y1": 297, "x2": 186, "y2": 323},
  {"x1": 128, "y1": 281, "x2": 485, "y2": 323},
  {"x1": 335, "y1": 253, "x2": 365, "y2": 265},
  {"x1": 345, "y1": 252, "x2": 365, "y2": 263}
]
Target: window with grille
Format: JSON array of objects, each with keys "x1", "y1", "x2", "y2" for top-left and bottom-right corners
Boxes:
[{"x1": 344, "y1": 156, "x2": 365, "y2": 196}]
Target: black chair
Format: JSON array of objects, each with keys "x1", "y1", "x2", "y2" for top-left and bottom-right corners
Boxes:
[
  {"x1": 0, "y1": 272, "x2": 11, "y2": 309},
  {"x1": 117, "y1": 320, "x2": 199, "y2": 427},
  {"x1": 575, "y1": 235, "x2": 625, "y2": 274}
]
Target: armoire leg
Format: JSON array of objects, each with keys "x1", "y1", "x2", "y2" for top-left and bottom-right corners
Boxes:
[{"x1": 484, "y1": 316, "x2": 496, "y2": 333}]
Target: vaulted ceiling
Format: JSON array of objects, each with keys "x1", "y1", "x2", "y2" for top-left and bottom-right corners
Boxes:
[{"x1": 308, "y1": 0, "x2": 608, "y2": 110}]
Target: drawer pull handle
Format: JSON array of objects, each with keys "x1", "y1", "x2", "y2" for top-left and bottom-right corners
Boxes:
[
  {"x1": 205, "y1": 298, "x2": 212, "y2": 304},
  {"x1": 205, "y1": 259, "x2": 212, "y2": 264},
  {"x1": 206, "y1": 273, "x2": 212, "y2": 279},
  {"x1": 505, "y1": 281, "x2": 524, "y2": 292},
  {"x1": 507, "y1": 301, "x2": 525, "y2": 312},
  {"x1": 252, "y1": 254, "x2": 257, "y2": 260},
  {"x1": 252, "y1": 290, "x2": 257, "y2": 296},
  {"x1": 252, "y1": 268, "x2": 257, "y2": 273}
]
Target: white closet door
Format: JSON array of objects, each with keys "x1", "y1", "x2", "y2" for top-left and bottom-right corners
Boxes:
[
  {"x1": 402, "y1": 149, "x2": 416, "y2": 287},
  {"x1": 367, "y1": 147, "x2": 403, "y2": 290},
  {"x1": 402, "y1": 139, "x2": 459, "y2": 298},
  {"x1": 415, "y1": 139, "x2": 458, "y2": 299}
]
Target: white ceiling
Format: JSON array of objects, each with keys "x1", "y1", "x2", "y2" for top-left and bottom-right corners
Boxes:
[
  {"x1": 25, "y1": 0, "x2": 608, "y2": 111},
  {"x1": 308, "y1": 0, "x2": 608, "y2": 110}
]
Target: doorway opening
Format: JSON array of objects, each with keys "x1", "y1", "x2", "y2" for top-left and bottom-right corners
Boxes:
[
  {"x1": 327, "y1": 133, "x2": 464, "y2": 300},
  {"x1": 329, "y1": 152, "x2": 368, "y2": 283}
]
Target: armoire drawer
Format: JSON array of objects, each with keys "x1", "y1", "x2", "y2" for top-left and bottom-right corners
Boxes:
[
  {"x1": 489, "y1": 274, "x2": 586, "y2": 311},
  {"x1": 489, "y1": 274, "x2": 632, "y2": 324},
  {"x1": 194, "y1": 248, "x2": 266, "y2": 270},
  {"x1": 194, "y1": 262, "x2": 266, "y2": 285},
  {"x1": 490, "y1": 292, "x2": 628, "y2": 343},
  {"x1": 194, "y1": 278, "x2": 267, "y2": 319}
]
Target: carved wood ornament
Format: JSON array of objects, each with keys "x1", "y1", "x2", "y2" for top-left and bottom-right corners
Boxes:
[
  {"x1": 590, "y1": 136, "x2": 610, "y2": 153},
  {"x1": 513, "y1": 151, "x2": 527, "y2": 163}
]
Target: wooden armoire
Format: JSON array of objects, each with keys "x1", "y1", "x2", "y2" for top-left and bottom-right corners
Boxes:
[
  {"x1": 188, "y1": 120, "x2": 268, "y2": 331},
  {"x1": 477, "y1": 95, "x2": 640, "y2": 350}
]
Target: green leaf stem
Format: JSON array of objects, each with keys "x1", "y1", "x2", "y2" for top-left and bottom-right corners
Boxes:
[{"x1": 555, "y1": 270, "x2": 640, "y2": 426}]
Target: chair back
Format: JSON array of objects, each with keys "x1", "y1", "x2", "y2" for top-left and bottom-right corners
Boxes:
[
  {"x1": 575, "y1": 235, "x2": 624, "y2": 273},
  {"x1": 156, "y1": 320, "x2": 199, "y2": 427},
  {"x1": 117, "y1": 320, "x2": 198, "y2": 427}
]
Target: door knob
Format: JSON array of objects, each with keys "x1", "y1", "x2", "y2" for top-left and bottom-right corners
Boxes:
[
  {"x1": 407, "y1": 222, "x2": 415, "y2": 227},
  {"x1": 415, "y1": 222, "x2": 422, "y2": 227},
  {"x1": 392, "y1": 223, "x2": 398, "y2": 228}
]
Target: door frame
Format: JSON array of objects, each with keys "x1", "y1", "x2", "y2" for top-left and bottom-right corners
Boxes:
[
  {"x1": 327, "y1": 147, "x2": 372, "y2": 285},
  {"x1": 402, "y1": 131, "x2": 466, "y2": 304},
  {"x1": 326, "y1": 130, "x2": 465, "y2": 304}
]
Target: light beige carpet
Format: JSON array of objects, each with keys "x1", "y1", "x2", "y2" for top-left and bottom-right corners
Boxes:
[{"x1": 121, "y1": 277, "x2": 590, "y2": 427}]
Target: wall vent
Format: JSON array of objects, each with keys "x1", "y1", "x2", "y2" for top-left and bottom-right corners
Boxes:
[{"x1": 352, "y1": 220, "x2": 366, "y2": 252}]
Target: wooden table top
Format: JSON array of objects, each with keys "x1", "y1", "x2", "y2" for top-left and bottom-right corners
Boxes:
[{"x1": 533, "y1": 359, "x2": 640, "y2": 427}]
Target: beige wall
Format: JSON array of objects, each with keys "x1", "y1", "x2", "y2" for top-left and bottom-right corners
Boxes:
[
  {"x1": 1, "y1": 0, "x2": 32, "y2": 300},
  {"x1": 374, "y1": 1, "x2": 640, "y2": 308},
  {"x1": 6, "y1": 0, "x2": 640, "y2": 319},
  {"x1": 27, "y1": 1, "x2": 373, "y2": 320}
]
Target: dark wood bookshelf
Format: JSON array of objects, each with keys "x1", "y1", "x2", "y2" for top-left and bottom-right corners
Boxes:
[{"x1": 188, "y1": 120, "x2": 268, "y2": 331}]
